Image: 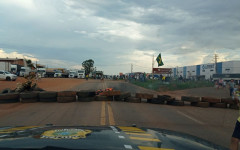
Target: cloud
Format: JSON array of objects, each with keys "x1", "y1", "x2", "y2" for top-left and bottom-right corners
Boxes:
[
  {"x1": 0, "y1": 48, "x2": 38, "y2": 62},
  {"x1": 0, "y1": 0, "x2": 240, "y2": 74}
]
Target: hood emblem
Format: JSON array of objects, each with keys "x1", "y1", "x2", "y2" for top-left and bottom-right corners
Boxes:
[{"x1": 41, "y1": 129, "x2": 92, "y2": 139}]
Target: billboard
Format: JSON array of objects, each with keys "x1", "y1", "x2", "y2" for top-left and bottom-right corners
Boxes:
[{"x1": 153, "y1": 68, "x2": 172, "y2": 74}]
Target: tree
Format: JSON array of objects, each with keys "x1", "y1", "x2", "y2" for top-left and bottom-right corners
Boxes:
[
  {"x1": 26, "y1": 59, "x2": 34, "y2": 68},
  {"x1": 82, "y1": 59, "x2": 94, "y2": 75}
]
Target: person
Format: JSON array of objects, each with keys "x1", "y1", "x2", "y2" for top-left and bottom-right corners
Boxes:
[
  {"x1": 86, "y1": 74, "x2": 89, "y2": 81},
  {"x1": 229, "y1": 79, "x2": 236, "y2": 98},
  {"x1": 218, "y1": 78, "x2": 223, "y2": 89},
  {"x1": 223, "y1": 81, "x2": 226, "y2": 88},
  {"x1": 162, "y1": 76, "x2": 166, "y2": 82},
  {"x1": 230, "y1": 87, "x2": 240, "y2": 150}
]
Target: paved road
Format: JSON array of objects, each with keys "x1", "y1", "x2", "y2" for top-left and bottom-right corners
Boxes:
[{"x1": 0, "y1": 80, "x2": 238, "y2": 148}]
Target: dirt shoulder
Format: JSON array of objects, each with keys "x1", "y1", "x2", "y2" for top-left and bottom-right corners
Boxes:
[{"x1": 0, "y1": 77, "x2": 86, "y2": 92}]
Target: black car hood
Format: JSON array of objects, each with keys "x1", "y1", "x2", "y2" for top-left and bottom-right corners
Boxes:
[{"x1": 0, "y1": 125, "x2": 227, "y2": 150}]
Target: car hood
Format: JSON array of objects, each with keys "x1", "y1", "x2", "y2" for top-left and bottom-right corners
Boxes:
[{"x1": 0, "y1": 126, "x2": 227, "y2": 150}]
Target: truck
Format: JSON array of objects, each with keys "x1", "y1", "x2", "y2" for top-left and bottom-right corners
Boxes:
[
  {"x1": 45, "y1": 68, "x2": 55, "y2": 78},
  {"x1": 77, "y1": 70, "x2": 85, "y2": 79},
  {"x1": 37, "y1": 68, "x2": 46, "y2": 78},
  {"x1": 19, "y1": 67, "x2": 31, "y2": 77},
  {"x1": 0, "y1": 62, "x2": 11, "y2": 72},
  {"x1": 69, "y1": 70, "x2": 78, "y2": 78},
  {"x1": 11, "y1": 64, "x2": 22, "y2": 76}
]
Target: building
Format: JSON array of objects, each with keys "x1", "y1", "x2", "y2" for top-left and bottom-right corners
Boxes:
[
  {"x1": 0, "y1": 58, "x2": 27, "y2": 71},
  {"x1": 171, "y1": 60, "x2": 240, "y2": 80}
]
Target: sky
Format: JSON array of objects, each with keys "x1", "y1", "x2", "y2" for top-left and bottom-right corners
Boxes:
[{"x1": 0, "y1": 0, "x2": 240, "y2": 75}]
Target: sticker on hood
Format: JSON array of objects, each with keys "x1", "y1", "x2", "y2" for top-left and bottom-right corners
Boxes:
[{"x1": 41, "y1": 129, "x2": 92, "y2": 139}]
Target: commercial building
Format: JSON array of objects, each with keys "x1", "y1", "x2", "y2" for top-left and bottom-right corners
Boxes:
[{"x1": 171, "y1": 60, "x2": 240, "y2": 80}]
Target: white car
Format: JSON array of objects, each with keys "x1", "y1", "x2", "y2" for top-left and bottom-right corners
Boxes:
[{"x1": 0, "y1": 70, "x2": 17, "y2": 81}]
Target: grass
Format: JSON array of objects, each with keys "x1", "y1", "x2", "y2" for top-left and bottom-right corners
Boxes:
[{"x1": 130, "y1": 79, "x2": 215, "y2": 91}]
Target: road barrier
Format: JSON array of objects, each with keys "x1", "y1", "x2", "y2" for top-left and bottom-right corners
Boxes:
[
  {"x1": 20, "y1": 92, "x2": 39, "y2": 103},
  {"x1": 0, "y1": 93, "x2": 19, "y2": 103},
  {"x1": 57, "y1": 91, "x2": 76, "y2": 103},
  {"x1": 0, "y1": 90, "x2": 238, "y2": 110}
]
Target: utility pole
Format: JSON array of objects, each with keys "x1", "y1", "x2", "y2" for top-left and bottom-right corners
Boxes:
[
  {"x1": 131, "y1": 64, "x2": 133, "y2": 73},
  {"x1": 214, "y1": 53, "x2": 219, "y2": 74},
  {"x1": 152, "y1": 55, "x2": 154, "y2": 79}
]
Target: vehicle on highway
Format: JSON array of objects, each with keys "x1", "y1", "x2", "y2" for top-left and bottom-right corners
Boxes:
[
  {"x1": 69, "y1": 70, "x2": 78, "y2": 78},
  {"x1": 54, "y1": 70, "x2": 62, "y2": 78},
  {"x1": 37, "y1": 68, "x2": 46, "y2": 78},
  {"x1": 19, "y1": 67, "x2": 31, "y2": 77},
  {"x1": 0, "y1": 126, "x2": 227, "y2": 150},
  {"x1": 10, "y1": 64, "x2": 22, "y2": 76},
  {"x1": 0, "y1": 70, "x2": 17, "y2": 81},
  {"x1": 77, "y1": 70, "x2": 85, "y2": 79}
]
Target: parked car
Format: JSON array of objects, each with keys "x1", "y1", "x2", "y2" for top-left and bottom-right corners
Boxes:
[{"x1": 0, "y1": 70, "x2": 17, "y2": 81}]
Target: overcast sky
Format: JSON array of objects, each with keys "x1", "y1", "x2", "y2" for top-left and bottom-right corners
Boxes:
[{"x1": 0, "y1": 0, "x2": 240, "y2": 74}]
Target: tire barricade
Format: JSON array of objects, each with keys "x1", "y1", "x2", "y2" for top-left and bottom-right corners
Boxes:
[
  {"x1": 77, "y1": 91, "x2": 96, "y2": 102},
  {"x1": 57, "y1": 91, "x2": 76, "y2": 103},
  {"x1": 0, "y1": 93, "x2": 19, "y2": 103},
  {"x1": 0, "y1": 90, "x2": 238, "y2": 110},
  {"x1": 20, "y1": 92, "x2": 39, "y2": 103}
]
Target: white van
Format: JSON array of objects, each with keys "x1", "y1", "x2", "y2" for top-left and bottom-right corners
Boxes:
[
  {"x1": 69, "y1": 71, "x2": 77, "y2": 78},
  {"x1": 19, "y1": 67, "x2": 31, "y2": 77}
]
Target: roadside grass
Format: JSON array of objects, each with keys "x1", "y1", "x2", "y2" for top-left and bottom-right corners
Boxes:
[{"x1": 130, "y1": 80, "x2": 214, "y2": 91}]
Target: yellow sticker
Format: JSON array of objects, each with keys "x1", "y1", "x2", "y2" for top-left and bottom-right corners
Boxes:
[{"x1": 41, "y1": 129, "x2": 92, "y2": 139}]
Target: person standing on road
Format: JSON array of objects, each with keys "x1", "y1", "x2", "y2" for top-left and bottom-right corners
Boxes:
[
  {"x1": 230, "y1": 88, "x2": 240, "y2": 150},
  {"x1": 86, "y1": 74, "x2": 89, "y2": 81},
  {"x1": 229, "y1": 79, "x2": 236, "y2": 98}
]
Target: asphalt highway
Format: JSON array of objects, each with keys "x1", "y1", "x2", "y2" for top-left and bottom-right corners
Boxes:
[{"x1": 0, "y1": 80, "x2": 238, "y2": 148}]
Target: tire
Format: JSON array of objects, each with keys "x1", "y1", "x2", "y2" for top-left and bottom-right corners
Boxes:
[
  {"x1": 6, "y1": 77, "x2": 11, "y2": 81},
  {"x1": 171, "y1": 100, "x2": 184, "y2": 106},
  {"x1": 57, "y1": 91, "x2": 76, "y2": 97},
  {"x1": 39, "y1": 98, "x2": 57, "y2": 102},
  {"x1": 190, "y1": 102, "x2": 198, "y2": 106},
  {"x1": 126, "y1": 97, "x2": 141, "y2": 103},
  {"x1": 20, "y1": 92, "x2": 39, "y2": 99},
  {"x1": 115, "y1": 92, "x2": 131, "y2": 101},
  {"x1": 202, "y1": 97, "x2": 221, "y2": 103},
  {"x1": 0, "y1": 93, "x2": 19, "y2": 103},
  {"x1": 181, "y1": 96, "x2": 200, "y2": 102},
  {"x1": 77, "y1": 91, "x2": 96, "y2": 98},
  {"x1": 211, "y1": 103, "x2": 227, "y2": 108},
  {"x1": 221, "y1": 98, "x2": 235, "y2": 105},
  {"x1": 78, "y1": 97, "x2": 95, "y2": 102},
  {"x1": 21, "y1": 98, "x2": 37, "y2": 103},
  {"x1": 157, "y1": 95, "x2": 172, "y2": 101},
  {"x1": 197, "y1": 102, "x2": 209, "y2": 108},
  {"x1": 57, "y1": 97, "x2": 76, "y2": 103},
  {"x1": 95, "y1": 95, "x2": 112, "y2": 101},
  {"x1": 39, "y1": 92, "x2": 57, "y2": 99},
  {"x1": 136, "y1": 93, "x2": 153, "y2": 99},
  {"x1": 151, "y1": 98, "x2": 165, "y2": 104},
  {"x1": 0, "y1": 88, "x2": 12, "y2": 94}
]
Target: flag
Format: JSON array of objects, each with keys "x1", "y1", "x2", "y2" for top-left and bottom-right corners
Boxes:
[{"x1": 156, "y1": 53, "x2": 164, "y2": 66}]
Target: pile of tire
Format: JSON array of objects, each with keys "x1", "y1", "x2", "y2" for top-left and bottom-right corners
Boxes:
[
  {"x1": 0, "y1": 93, "x2": 19, "y2": 103},
  {"x1": 125, "y1": 97, "x2": 141, "y2": 103},
  {"x1": 95, "y1": 95, "x2": 113, "y2": 101},
  {"x1": 115, "y1": 92, "x2": 131, "y2": 101},
  {"x1": 20, "y1": 92, "x2": 39, "y2": 103},
  {"x1": 221, "y1": 98, "x2": 238, "y2": 109},
  {"x1": 38, "y1": 91, "x2": 57, "y2": 102},
  {"x1": 151, "y1": 97, "x2": 165, "y2": 104},
  {"x1": 57, "y1": 91, "x2": 76, "y2": 103},
  {"x1": 201, "y1": 97, "x2": 223, "y2": 108},
  {"x1": 77, "y1": 91, "x2": 96, "y2": 102},
  {"x1": 167, "y1": 100, "x2": 184, "y2": 106}
]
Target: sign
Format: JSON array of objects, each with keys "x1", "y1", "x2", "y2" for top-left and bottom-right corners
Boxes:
[
  {"x1": 41, "y1": 129, "x2": 92, "y2": 139},
  {"x1": 153, "y1": 68, "x2": 172, "y2": 74},
  {"x1": 202, "y1": 64, "x2": 214, "y2": 70}
]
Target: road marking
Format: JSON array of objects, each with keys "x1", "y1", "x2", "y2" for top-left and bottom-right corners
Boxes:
[
  {"x1": 107, "y1": 102, "x2": 116, "y2": 125},
  {"x1": 125, "y1": 132, "x2": 152, "y2": 136},
  {"x1": 129, "y1": 137, "x2": 161, "y2": 142},
  {"x1": 119, "y1": 135, "x2": 125, "y2": 139},
  {"x1": 138, "y1": 146, "x2": 174, "y2": 150},
  {"x1": 124, "y1": 145, "x2": 133, "y2": 149},
  {"x1": 100, "y1": 101, "x2": 106, "y2": 125},
  {"x1": 177, "y1": 111, "x2": 205, "y2": 125}
]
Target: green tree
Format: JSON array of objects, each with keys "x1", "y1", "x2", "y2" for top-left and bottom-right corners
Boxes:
[
  {"x1": 26, "y1": 59, "x2": 34, "y2": 68},
  {"x1": 82, "y1": 59, "x2": 94, "y2": 75}
]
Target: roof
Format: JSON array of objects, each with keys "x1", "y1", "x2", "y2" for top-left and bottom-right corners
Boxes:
[{"x1": 0, "y1": 58, "x2": 24, "y2": 61}]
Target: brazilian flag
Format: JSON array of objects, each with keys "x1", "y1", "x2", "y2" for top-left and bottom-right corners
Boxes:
[{"x1": 156, "y1": 53, "x2": 164, "y2": 66}]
